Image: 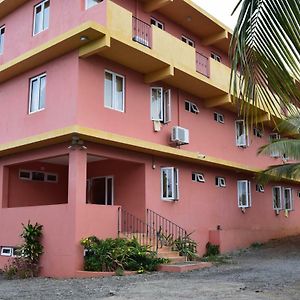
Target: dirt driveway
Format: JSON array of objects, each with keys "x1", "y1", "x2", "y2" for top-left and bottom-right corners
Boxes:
[{"x1": 1, "y1": 236, "x2": 300, "y2": 299}]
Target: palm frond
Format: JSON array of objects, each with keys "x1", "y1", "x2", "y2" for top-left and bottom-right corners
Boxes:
[
  {"x1": 230, "y1": 0, "x2": 300, "y2": 123},
  {"x1": 258, "y1": 139, "x2": 300, "y2": 160},
  {"x1": 277, "y1": 115, "x2": 300, "y2": 134},
  {"x1": 257, "y1": 162, "x2": 300, "y2": 184}
]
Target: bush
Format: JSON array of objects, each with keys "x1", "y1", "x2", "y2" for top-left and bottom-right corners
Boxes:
[
  {"x1": 3, "y1": 221, "x2": 43, "y2": 279},
  {"x1": 81, "y1": 236, "x2": 167, "y2": 273},
  {"x1": 204, "y1": 242, "x2": 220, "y2": 257}
]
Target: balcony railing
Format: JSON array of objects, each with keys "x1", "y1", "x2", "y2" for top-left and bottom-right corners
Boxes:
[
  {"x1": 196, "y1": 52, "x2": 210, "y2": 78},
  {"x1": 132, "y1": 16, "x2": 152, "y2": 48}
]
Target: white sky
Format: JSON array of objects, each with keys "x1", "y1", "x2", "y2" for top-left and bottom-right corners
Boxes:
[{"x1": 192, "y1": 0, "x2": 240, "y2": 30}]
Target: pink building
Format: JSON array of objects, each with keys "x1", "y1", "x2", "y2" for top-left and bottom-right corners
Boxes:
[{"x1": 0, "y1": 0, "x2": 299, "y2": 277}]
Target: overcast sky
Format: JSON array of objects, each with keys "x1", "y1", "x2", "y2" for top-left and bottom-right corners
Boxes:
[{"x1": 192, "y1": 0, "x2": 240, "y2": 30}]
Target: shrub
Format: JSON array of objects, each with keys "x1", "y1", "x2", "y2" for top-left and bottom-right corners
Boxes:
[
  {"x1": 204, "y1": 242, "x2": 220, "y2": 257},
  {"x1": 81, "y1": 236, "x2": 167, "y2": 273},
  {"x1": 3, "y1": 221, "x2": 43, "y2": 279}
]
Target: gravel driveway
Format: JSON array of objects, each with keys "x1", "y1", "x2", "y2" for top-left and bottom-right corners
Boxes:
[{"x1": 1, "y1": 236, "x2": 300, "y2": 299}]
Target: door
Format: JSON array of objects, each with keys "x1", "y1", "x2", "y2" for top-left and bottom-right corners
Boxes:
[{"x1": 88, "y1": 176, "x2": 114, "y2": 205}]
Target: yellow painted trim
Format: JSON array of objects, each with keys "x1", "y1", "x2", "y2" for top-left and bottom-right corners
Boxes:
[
  {"x1": 1, "y1": 125, "x2": 298, "y2": 184},
  {"x1": 202, "y1": 30, "x2": 229, "y2": 46},
  {"x1": 144, "y1": 65, "x2": 174, "y2": 83},
  {"x1": 143, "y1": 0, "x2": 174, "y2": 13},
  {"x1": 204, "y1": 94, "x2": 232, "y2": 108},
  {"x1": 79, "y1": 34, "x2": 111, "y2": 58},
  {"x1": 0, "y1": 22, "x2": 106, "y2": 83}
]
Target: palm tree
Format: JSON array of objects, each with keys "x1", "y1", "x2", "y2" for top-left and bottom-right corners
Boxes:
[
  {"x1": 258, "y1": 116, "x2": 300, "y2": 182},
  {"x1": 230, "y1": 0, "x2": 300, "y2": 121},
  {"x1": 230, "y1": 0, "x2": 300, "y2": 181}
]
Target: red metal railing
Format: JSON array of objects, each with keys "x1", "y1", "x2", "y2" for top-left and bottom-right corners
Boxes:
[
  {"x1": 132, "y1": 16, "x2": 152, "y2": 48},
  {"x1": 196, "y1": 52, "x2": 210, "y2": 77}
]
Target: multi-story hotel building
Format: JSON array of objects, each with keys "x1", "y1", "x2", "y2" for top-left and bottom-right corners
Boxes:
[{"x1": 0, "y1": 0, "x2": 299, "y2": 277}]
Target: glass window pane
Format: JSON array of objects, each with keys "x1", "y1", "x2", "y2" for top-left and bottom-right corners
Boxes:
[
  {"x1": 34, "y1": 5, "x2": 42, "y2": 34},
  {"x1": 43, "y1": 1, "x2": 50, "y2": 30},
  {"x1": 107, "y1": 178, "x2": 113, "y2": 205},
  {"x1": 238, "y1": 181, "x2": 247, "y2": 206},
  {"x1": 0, "y1": 27, "x2": 4, "y2": 54},
  {"x1": 151, "y1": 88, "x2": 162, "y2": 120},
  {"x1": 115, "y1": 76, "x2": 124, "y2": 111},
  {"x1": 104, "y1": 72, "x2": 113, "y2": 108},
  {"x1": 39, "y1": 76, "x2": 46, "y2": 109},
  {"x1": 30, "y1": 79, "x2": 40, "y2": 112}
]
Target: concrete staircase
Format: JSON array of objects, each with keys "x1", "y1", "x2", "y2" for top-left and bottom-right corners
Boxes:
[{"x1": 157, "y1": 246, "x2": 186, "y2": 264}]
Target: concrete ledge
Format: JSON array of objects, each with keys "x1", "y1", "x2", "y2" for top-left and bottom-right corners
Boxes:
[
  {"x1": 157, "y1": 262, "x2": 212, "y2": 273},
  {"x1": 75, "y1": 270, "x2": 137, "y2": 278}
]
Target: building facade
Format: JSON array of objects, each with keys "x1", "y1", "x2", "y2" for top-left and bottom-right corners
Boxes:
[{"x1": 0, "y1": 0, "x2": 299, "y2": 277}]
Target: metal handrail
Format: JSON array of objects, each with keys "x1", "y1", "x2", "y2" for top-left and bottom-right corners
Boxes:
[{"x1": 132, "y1": 16, "x2": 152, "y2": 48}]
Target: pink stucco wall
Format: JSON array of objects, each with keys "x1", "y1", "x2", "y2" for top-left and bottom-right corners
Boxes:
[
  {"x1": 5, "y1": 161, "x2": 68, "y2": 208},
  {"x1": 0, "y1": 0, "x2": 107, "y2": 64}
]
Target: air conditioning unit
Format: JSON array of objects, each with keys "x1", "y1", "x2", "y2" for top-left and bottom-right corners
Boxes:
[{"x1": 171, "y1": 126, "x2": 189, "y2": 145}]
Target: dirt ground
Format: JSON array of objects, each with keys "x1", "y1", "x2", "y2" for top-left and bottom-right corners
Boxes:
[{"x1": 1, "y1": 236, "x2": 300, "y2": 299}]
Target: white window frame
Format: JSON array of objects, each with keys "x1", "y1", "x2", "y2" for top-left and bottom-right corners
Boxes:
[
  {"x1": 185, "y1": 100, "x2": 199, "y2": 114},
  {"x1": 237, "y1": 180, "x2": 251, "y2": 208},
  {"x1": 19, "y1": 169, "x2": 58, "y2": 183},
  {"x1": 235, "y1": 120, "x2": 248, "y2": 147},
  {"x1": 150, "y1": 17, "x2": 164, "y2": 30},
  {"x1": 45, "y1": 173, "x2": 58, "y2": 183},
  {"x1": 269, "y1": 133, "x2": 281, "y2": 158},
  {"x1": 0, "y1": 247, "x2": 13, "y2": 257},
  {"x1": 0, "y1": 26, "x2": 5, "y2": 55},
  {"x1": 104, "y1": 70, "x2": 125, "y2": 112},
  {"x1": 272, "y1": 186, "x2": 282, "y2": 210},
  {"x1": 181, "y1": 35, "x2": 195, "y2": 47},
  {"x1": 214, "y1": 112, "x2": 224, "y2": 124},
  {"x1": 215, "y1": 176, "x2": 226, "y2": 188},
  {"x1": 19, "y1": 170, "x2": 32, "y2": 180},
  {"x1": 85, "y1": 0, "x2": 102, "y2": 9},
  {"x1": 151, "y1": 87, "x2": 171, "y2": 123},
  {"x1": 283, "y1": 187, "x2": 293, "y2": 211},
  {"x1": 29, "y1": 73, "x2": 47, "y2": 114},
  {"x1": 211, "y1": 52, "x2": 221, "y2": 62},
  {"x1": 33, "y1": 0, "x2": 50, "y2": 36},
  {"x1": 253, "y1": 127, "x2": 263, "y2": 138},
  {"x1": 89, "y1": 176, "x2": 114, "y2": 206},
  {"x1": 192, "y1": 172, "x2": 205, "y2": 183},
  {"x1": 161, "y1": 167, "x2": 179, "y2": 201}
]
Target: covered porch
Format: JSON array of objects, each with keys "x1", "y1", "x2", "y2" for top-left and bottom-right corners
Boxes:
[{"x1": 0, "y1": 143, "x2": 146, "y2": 277}]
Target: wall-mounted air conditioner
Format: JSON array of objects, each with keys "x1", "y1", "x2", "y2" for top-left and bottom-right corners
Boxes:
[{"x1": 171, "y1": 126, "x2": 189, "y2": 145}]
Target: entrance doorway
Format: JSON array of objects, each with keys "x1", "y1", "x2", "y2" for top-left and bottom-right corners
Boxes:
[{"x1": 87, "y1": 176, "x2": 114, "y2": 205}]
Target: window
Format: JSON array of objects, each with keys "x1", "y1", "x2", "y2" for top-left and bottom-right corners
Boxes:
[
  {"x1": 256, "y1": 184, "x2": 264, "y2": 193},
  {"x1": 161, "y1": 167, "x2": 179, "y2": 201},
  {"x1": 104, "y1": 70, "x2": 125, "y2": 112},
  {"x1": 33, "y1": 0, "x2": 50, "y2": 35},
  {"x1": 0, "y1": 26, "x2": 5, "y2": 55},
  {"x1": 283, "y1": 188, "x2": 293, "y2": 211},
  {"x1": 269, "y1": 133, "x2": 280, "y2": 158},
  {"x1": 0, "y1": 247, "x2": 13, "y2": 257},
  {"x1": 237, "y1": 180, "x2": 251, "y2": 208},
  {"x1": 19, "y1": 170, "x2": 58, "y2": 183},
  {"x1": 215, "y1": 176, "x2": 226, "y2": 188},
  {"x1": 85, "y1": 0, "x2": 102, "y2": 9},
  {"x1": 88, "y1": 177, "x2": 114, "y2": 205},
  {"x1": 235, "y1": 120, "x2": 248, "y2": 147},
  {"x1": 211, "y1": 52, "x2": 221, "y2": 62},
  {"x1": 181, "y1": 35, "x2": 195, "y2": 47},
  {"x1": 29, "y1": 73, "x2": 46, "y2": 113},
  {"x1": 192, "y1": 172, "x2": 205, "y2": 183},
  {"x1": 150, "y1": 17, "x2": 164, "y2": 30},
  {"x1": 185, "y1": 100, "x2": 199, "y2": 114},
  {"x1": 214, "y1": 112, "x2": 224, "y2": 124},
  {"x1": 272, "y1": 186, "x2": 282, "y2": 210},
  {"x1": 253, "y1": 127, "x2": 263, "y2": 138},
  {"x1": 150, "y1": 87, "x2": 171, "y2": 123}
]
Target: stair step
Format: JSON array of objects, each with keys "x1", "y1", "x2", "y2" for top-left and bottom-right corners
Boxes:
[
  {"x1": 158, "y1": 262, "x2": 213, "y2": 273},
  {"x1": 168, "y1": 256, "x2": 187, "y2": 264},
  {"x1": 157, "y1": 252, "x2": 180, "y2": 258}
]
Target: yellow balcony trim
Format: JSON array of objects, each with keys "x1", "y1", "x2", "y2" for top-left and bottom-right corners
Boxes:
[
  {"x1": 143, "y1": 0, "x2": 173, "y2": 12},
  {"x1": 204, "y1": 94, "x2": 232, "y2": 108},
  {"x1": 144, "y1": 65, "x2": 174, "y2": 83},
  {"x1": 79, "y1": 35, "x2": 111, "y2": 58},
  {"x1": 0, "y1": 21, "x2": 107, "y2": 83},
  {"x1": 202, "y1": 30, "x2": 229, "y2": 46},
  {"x1": 0, "y1": 125, "x2": 298, "y2": 184}
]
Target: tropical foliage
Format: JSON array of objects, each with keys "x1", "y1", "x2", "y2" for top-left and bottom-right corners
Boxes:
[{"x1": 230, "y1": 0, "x2": 300, "y2": 122}]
